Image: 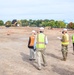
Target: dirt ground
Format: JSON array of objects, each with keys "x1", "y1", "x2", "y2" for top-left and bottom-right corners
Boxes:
[{"x1": 0, "y1": 27, "x2": 74, "y2": 75}]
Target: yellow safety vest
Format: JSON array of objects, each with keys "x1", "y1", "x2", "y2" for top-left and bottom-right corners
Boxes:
[
  {"x1": 72, "y1": 35, "x2": 74, "y2": 43},
  {"x1": 61, "y1": 33, "x2": 69, "y2": 45},
  {"x1": 36, "y1": 33, "x2": 46, "y2": 49}
]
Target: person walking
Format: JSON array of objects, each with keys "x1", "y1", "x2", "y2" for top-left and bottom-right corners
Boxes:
[
  {"x1": 72, "y1": 34, "x2": 74, "y2": 54},
  {"x1": 35, "y1": 27, "x2": 48, "y2": 70},
  {"x1": 61, "y1": 28, "x2": 69, "y2": 61},
  {"x1": 28, "y1": 30, "x2": 36, "y2": 61}
]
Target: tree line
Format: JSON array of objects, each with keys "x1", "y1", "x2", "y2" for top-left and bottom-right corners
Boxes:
[{"x1": 0, "y1": 19, "x2": 74, "y2": 29}]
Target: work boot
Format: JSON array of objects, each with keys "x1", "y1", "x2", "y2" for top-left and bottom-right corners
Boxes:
[
  {"x1": 29, "y1": 59, "x2": 32, "y2": 61},
  {"x1": 38, "y1": 67, "x2": 41, "y2": 70},
  {"x1": 64, "y1": 58, "x2": 66, "y2": 61},
  {"x1": 63, "y1": 58, "x2": 66, "y2": 61},
  {"x1": 61, "y1": 58, "x2": 66, "y2": 61},
  {"x1": 42, "y1": 64, "x2": 47, "y2": 67}
]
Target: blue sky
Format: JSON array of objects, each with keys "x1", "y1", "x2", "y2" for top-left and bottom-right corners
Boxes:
[{"x1": 0, "y1": 0, "x2": 74, "y2": 23}]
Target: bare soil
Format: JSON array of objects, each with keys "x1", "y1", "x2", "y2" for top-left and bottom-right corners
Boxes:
[{"x1": 0, "y1": 27, "x2": 74, "y2": 75}]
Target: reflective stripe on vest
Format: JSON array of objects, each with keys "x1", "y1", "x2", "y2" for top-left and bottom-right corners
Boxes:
[
  {"x1": 61, "y1": 42, "x2": 69, "y2": 45},
  {"x1": 36, "y1": 33, "x2": 46, "y2": 49}
]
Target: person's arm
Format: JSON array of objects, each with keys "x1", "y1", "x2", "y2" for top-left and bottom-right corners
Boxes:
[
  {"x1": 45, "y1": 36, "x2": 48, "y2": 44},
  {"x1": 34, "y1": 36, "x2": 37, "y2": 50}
]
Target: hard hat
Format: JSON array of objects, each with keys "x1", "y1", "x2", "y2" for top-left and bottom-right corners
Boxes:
[
  {"x1": 32, "y1": 30, "x2": 36, "y2": 33},
  {"x1": 63, "y1": 28, "x2": 67, "y2": 31},
  {"x1": 39, "y1": 27, "x2": 44, "y2": 31}
]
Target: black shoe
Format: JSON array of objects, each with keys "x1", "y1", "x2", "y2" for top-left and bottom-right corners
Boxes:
[
  {"x1": 29, "y1": 59, "x2": 32, "y2": 61},
  {"x1": 42, "y1": 64, "x2": 47, "y2": 67},
  {"x1": 63, "y1": 59, "x2": 66, "y2": 61},
  {"x1": 38, "y1": 67, "x2": 41, "y2": 70},
  {"x1": 61, "y1": 58, "x2": 66, "y2": 61},
  {"x1": 32, "y1": 59, "x2": 36, "y2": 61}
]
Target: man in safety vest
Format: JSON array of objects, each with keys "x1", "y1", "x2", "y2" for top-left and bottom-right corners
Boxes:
[
  {"x1": 61, "y1": 28, "x2": 69, "y2": 61},
  {"x1": 35, "y1": 27, "x2": 48, "y2": 70},
  {"x1": 72, "y1": 34, "x2": 74, "y2": 54}
]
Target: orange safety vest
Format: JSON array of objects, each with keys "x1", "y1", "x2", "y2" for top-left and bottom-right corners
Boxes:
[{"x1": 29, "y1": 35, "x2": 35, "y2": 47}]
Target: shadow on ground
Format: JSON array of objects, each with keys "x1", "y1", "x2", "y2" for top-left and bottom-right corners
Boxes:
[
  {"x1": 51, "y1": 65, "x2": 74, "y2": 75},
  {"x1": 46, "y1": 52, "x2": 61, "y2": 60},
  {"x1": 20, "y1": 52, "x2": 38, "y2": 70}
]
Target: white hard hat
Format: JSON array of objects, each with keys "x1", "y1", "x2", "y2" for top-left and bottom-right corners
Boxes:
[
  {"x1": 63, "y1": 28, "x2": 67, "y2": 31},
  {"x1": 39, "y1": 27, "x2": 44, "y2": 31},
  {"x1": 32, "y1": 30, "x2": 36, "y2": 33}
]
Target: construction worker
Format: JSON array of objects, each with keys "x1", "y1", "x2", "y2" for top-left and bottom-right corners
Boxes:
[
  {"x1": 72, "y1": 34, "x2": 74, "y2": 54},
  {"x1": 61, "y1": 28, "x2": 69, "y2": 61},
  {"x1": 35, "y1": 27, "x2": 48, "y2": 70},
  {"x1": 28, "y1": 30, "x2": 36, "y2": 61}
]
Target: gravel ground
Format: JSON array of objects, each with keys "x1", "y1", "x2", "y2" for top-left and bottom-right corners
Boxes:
[{"x1": 0, "y1": 27, "x2": 74, "y2": 75}]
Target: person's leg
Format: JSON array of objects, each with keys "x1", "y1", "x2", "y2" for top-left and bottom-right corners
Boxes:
[
  {"x1": 62, "y1": 46, "x2": 68, "y2": 61},
  {"x1": 73, "y1": 43, "x2": 74, "y2": 54},
  {"x1": 61, "y1": 45, "x2": 66, "y2": 61},
  {"x1": 61, "y1": 45, "x2": 64, "y2": 60},
  {"x1": 33, "y1": 51, "x2": 36, "y2": 60},
  {"x1": 37, "y1": 51, "x2": 42, "y2": 70},
  {"x1": 29, "y1": 49, "x2": 33, "y2": 60},
  {"x1": 42, "y1": 50, "x2": 47, "y2": 66},
  {"x1": 65, "y1": 45, "x2": 68, "y2": 59}
]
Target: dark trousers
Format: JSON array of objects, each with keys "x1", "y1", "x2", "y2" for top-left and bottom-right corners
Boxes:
[{"x1": 73, "y1": 43, "x2": 74, "y2": 52}]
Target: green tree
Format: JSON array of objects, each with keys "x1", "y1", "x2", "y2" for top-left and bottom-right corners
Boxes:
[
  {"x1": 36, "y1": 20, "x2": 43, "y2": 27},
  {"x1": 55, "y1": 21, "x2": 59, "y2": 28},
  {"x1": 58, "y1": 21, "x2": 66, "y2": 28},
  {"x1": 48, "y1": 20, "x2": 56, "y2": 28},
  {"x1": 21, "y1": 19, "x2": 29, "y2": 26},
  {"x1": 42, "y1": 21, "x2": 49, "y2": 27},
  {"x1": 67, "y1": 22, "x2": 74, "y2": 29},
  {"x1": 0, "y1": 20, "x2": 4, "y2": 26}
]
